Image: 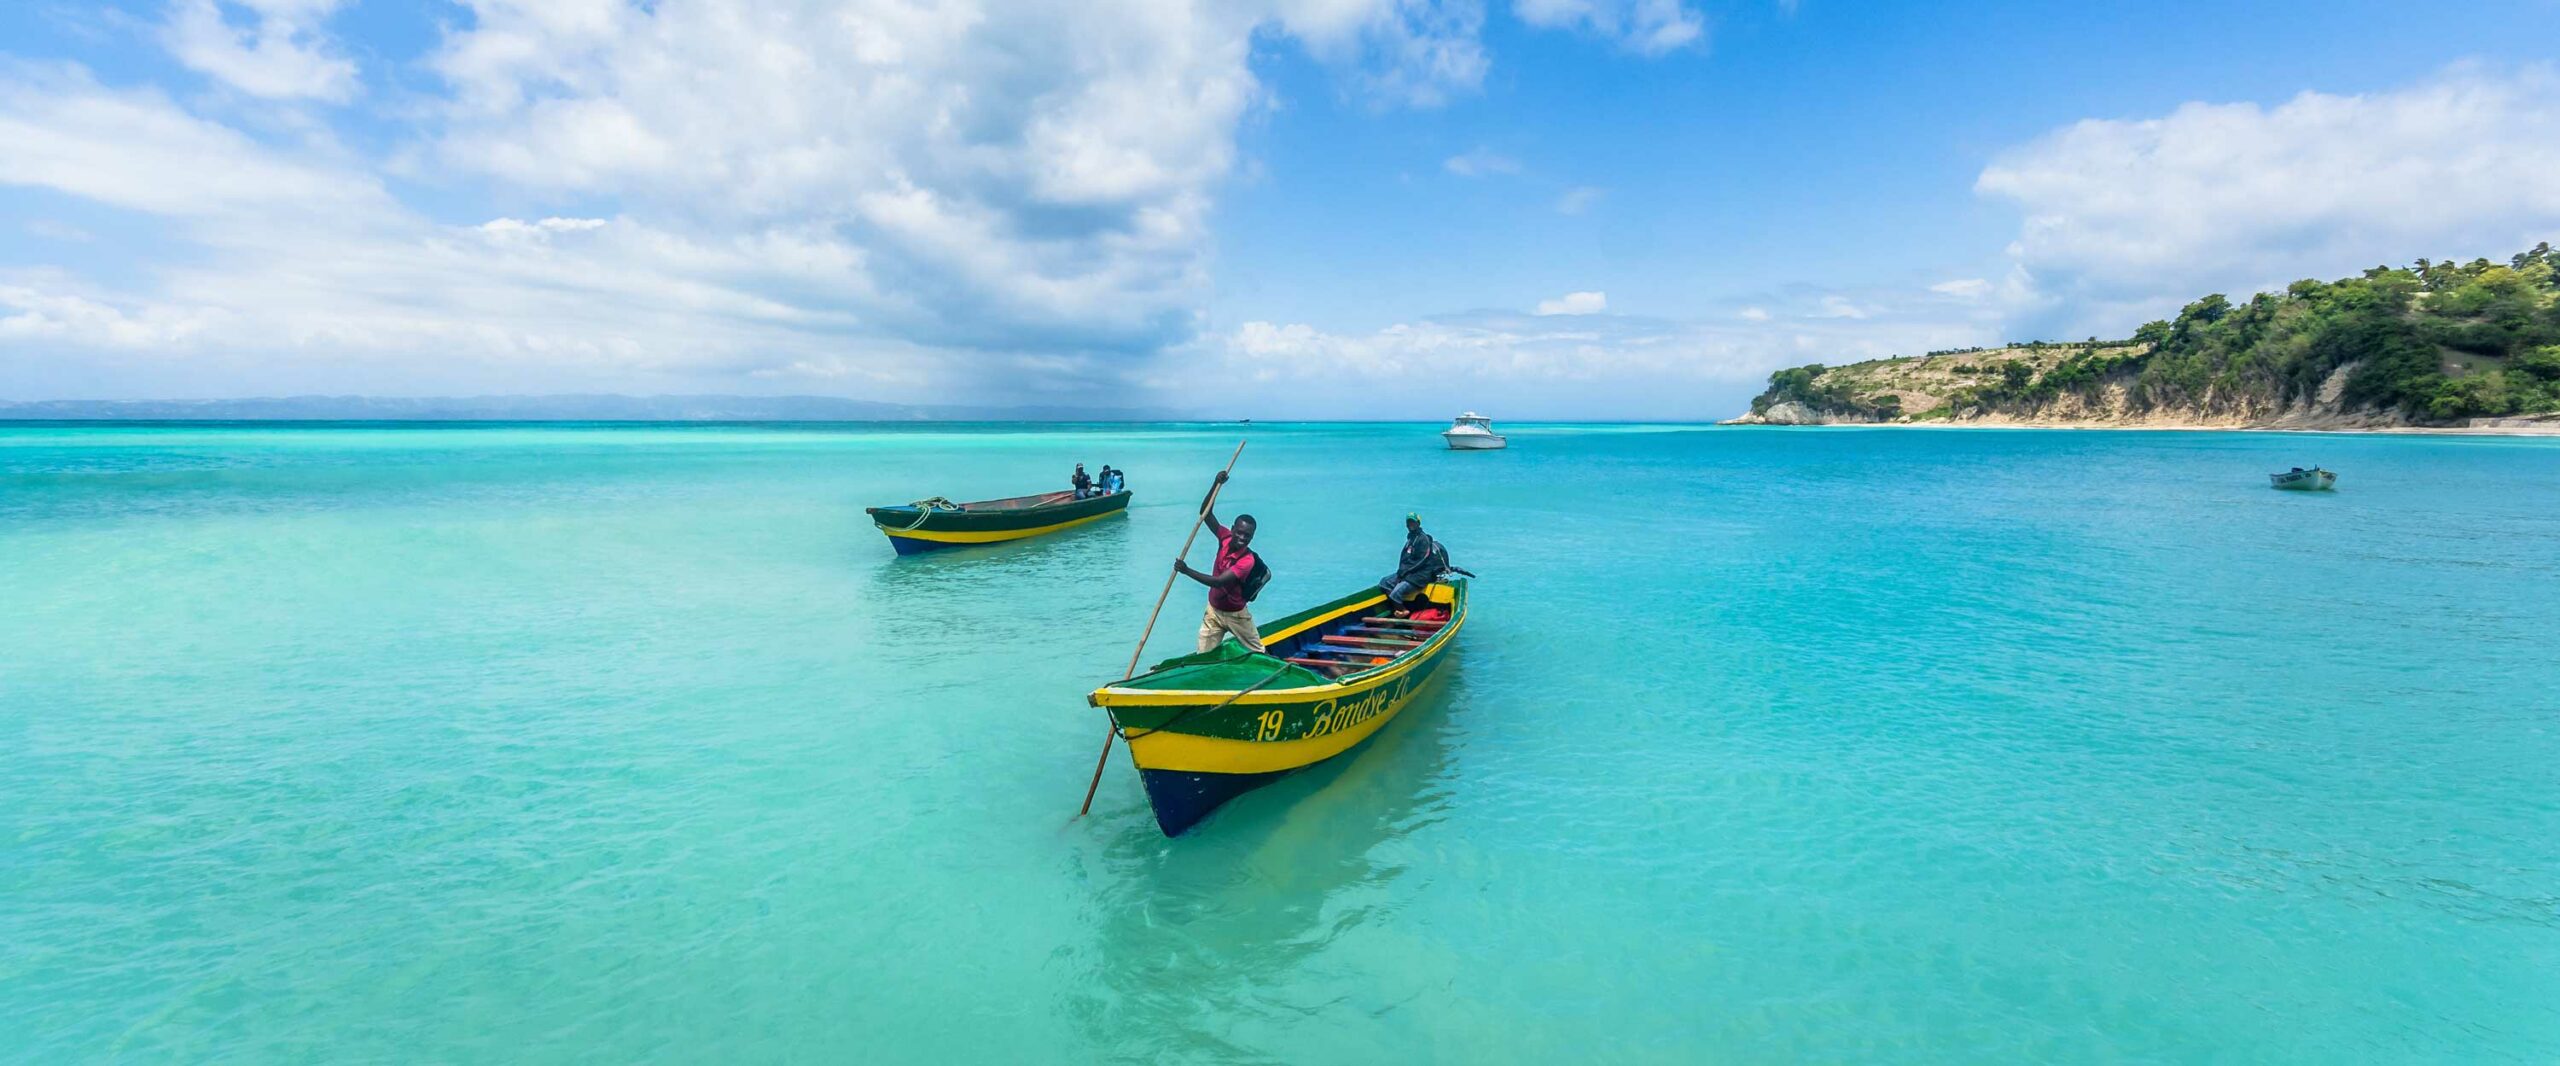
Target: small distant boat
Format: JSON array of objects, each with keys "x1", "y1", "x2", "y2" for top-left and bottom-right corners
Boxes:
[
  {"x1": 1443, "y1": 412, "x2": 1507, "y2": 450},
  {"x1": 1089, "y1": 579, "x2": 1468, "y2": 835},
  {"x1": 864, "y1": 489, "x2": 1129, "y2": 555},
  {"x1": 2269, "y1": 467, "x2": 2337, "y2": 491}
]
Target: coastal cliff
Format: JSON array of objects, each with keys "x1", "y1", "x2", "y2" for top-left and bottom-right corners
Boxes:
[{"x1": 1733, "y1": 246, "x2": 2560, "y2": 431}]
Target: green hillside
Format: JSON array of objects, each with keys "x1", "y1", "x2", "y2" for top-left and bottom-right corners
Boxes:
[{"x1": 1744, "y1": 245, "x2": 2560, "y2": 427}]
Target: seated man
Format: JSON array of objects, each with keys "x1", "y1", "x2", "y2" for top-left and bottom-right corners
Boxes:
[
  {"x1": 1071, "y1": 463, "x2": 1094, "y2": 499},
  {"x1": 1378, "y1": 512, "x2": 1445, "y2": 613}
]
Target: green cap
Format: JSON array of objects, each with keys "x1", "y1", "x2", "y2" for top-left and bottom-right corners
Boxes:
[{"x1": 1405, "y1": 511, "x2": 1422, "y2": 522}]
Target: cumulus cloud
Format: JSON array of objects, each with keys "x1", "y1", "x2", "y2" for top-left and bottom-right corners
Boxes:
[
  {"x1": 0, "y1": 0, "x2": 1556, "y2": 401},
  {"x1": 1443, "y1": 146, "x2": 1522, "y2": 177},
  {"x1": 1512, "y1": 0, "x2": 1705, "y2": 56},
  {"x1": 161, "y1": 0, "x2": 359, "y2": 102},
  {"x1": 0, "y1": 284, "x2": 224, "y2": 348},
  {"x1": 1290, "y1": 0, "x2": 1490, "y2": 107},
  {"x1": 1978, "y1": 63, "x2": 2560, "y2": 332},
  {"x1": 0, "y1": 65, "x2": 919, "y2": 391},
  {"x1": 1534, "y1": 290, "x2": 1607, "y2": 315}
]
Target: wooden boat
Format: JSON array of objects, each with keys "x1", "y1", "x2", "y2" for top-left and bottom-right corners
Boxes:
[
  {"x1": 864, "y1": 489, "x2": 1130, "y2": 555},
  {"x1": 2268, "y1": 467, "x2": 2337, "y2": 491},
  {"x1": 1089, "y1": 578, "x2": 1467, "y2": 835},
  {"x1": 1442, "y1": 412, "x2": 1507, "y2": 450}
]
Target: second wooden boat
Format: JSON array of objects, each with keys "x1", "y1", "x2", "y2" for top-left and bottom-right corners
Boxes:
[
  {"x1": 865, "y1": 489, "x2": 1130, "y2": 555},
  {"x1": 1088, "y1": 578, "x2": 1467, "y2": 835},
  {"x1": 2269, "y1": 467, "x2": 2337, "y2": 491}
]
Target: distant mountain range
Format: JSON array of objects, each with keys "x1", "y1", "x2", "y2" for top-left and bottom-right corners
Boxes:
[{"x1": 0, "y1": 394, "x2": 1186, "y2": 422}]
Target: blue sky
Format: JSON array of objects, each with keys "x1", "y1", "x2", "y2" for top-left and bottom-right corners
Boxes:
[{"x1": 5, "y1": 1, "x2": 2560, "y2": 417}]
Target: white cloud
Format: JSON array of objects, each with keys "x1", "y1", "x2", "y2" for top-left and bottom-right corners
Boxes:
[
  {"x1": 1444, "y1": 146, "x2": 1521, "y2": 177},
  {"x1": 1294, "y1": 0, "x2": 1490, "y2": 108},
  {"x1": 161, "y1": 0, "x2": 359, "y2": 102},
  {"x1": 1814, "y1": 294, "x2": 1869, "y2": 319},
  {"x1": 1534, "y1": 290, "x2": 1606, "y2": 315},
  {"x1": 1556, "y1": 184, "x2": 1605, "y2": 214},
  {"x1": 1929, "y1": 278, "x2": 1991, "y2": 298},
  {"x1": 1195, "y1": 284, "x2": 2000, "y2": 417},
  {"x1": 0, "y1": 65, "x2": 389, "y2": 220},
  {"x1": 1512, "y1": 0, "x2": 1704, "y2": 56},
  {"x1": 25, "y1": 219, "x2": 95, "y2": 243},
  {"x1": 1978, "y1": 63, "x2": 2560, "y2": 332},
  {"x1": 0, "y1": 284, "x2": 223, "y2": 348},
  {"x1": 0, "y1": 2, "x2": 1527, "y2": 401},
  {"x1": 0, "y1": 66, "x2": 914, "y2": 391}
]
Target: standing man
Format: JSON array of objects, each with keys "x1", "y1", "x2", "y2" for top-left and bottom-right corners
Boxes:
[
  {"x1": 1174, "y1": 470, "x2": 1263, "y2": 653},
  {"x1": 1380, "y1": 512, "x2": 1443, "y2": 613}
]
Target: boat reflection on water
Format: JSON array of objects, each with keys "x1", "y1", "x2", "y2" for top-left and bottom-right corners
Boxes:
[
  {"x1": 859, "y1": 515, "x2": 1133, "y2": 667},
  {"x1": 1060, "y1": 662, "x2": 1470, "y2": 1058}
]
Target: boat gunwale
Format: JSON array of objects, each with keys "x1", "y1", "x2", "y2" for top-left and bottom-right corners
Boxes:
[
  {"x1": 1091, "y1": 581, "x2": 1467, "y2": 707},
  {"x1": 865, "y1": 488, "x2": 1127, "y2": 518}
]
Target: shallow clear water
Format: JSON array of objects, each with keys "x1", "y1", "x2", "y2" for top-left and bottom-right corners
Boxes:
[{"x1": 3, "y1": 422, "x2": 2555, "y2": 1062}]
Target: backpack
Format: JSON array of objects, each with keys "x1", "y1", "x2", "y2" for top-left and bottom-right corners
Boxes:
[{"x1": 1241, "y1": 553, "x2": 1273, "y2": 603}]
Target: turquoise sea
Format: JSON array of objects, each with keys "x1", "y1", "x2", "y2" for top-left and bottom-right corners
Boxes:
[{"x1": 3, "y1": 421, "x2": 2555, "y2": 1062}]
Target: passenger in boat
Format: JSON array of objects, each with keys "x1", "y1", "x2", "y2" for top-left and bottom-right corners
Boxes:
[
  {"x1": 1380, "y1": 512, "x2": 1445, "y2": 613},
  {"x1": 1175, "y1": 470, "x2": 1264, "y2": 653},
  {"x1": 1099, "y1": 466, "x2": 1124, "y2": 495},
  {"x1": 1071, "y1": 463, "x2": 1095, "y2": 499}
]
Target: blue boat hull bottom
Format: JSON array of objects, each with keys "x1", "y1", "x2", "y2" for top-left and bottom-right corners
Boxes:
[
  {"x1": 1136, "y1": 767, "x2": 1297, "y2": 836},
  {"x1": 886, "y1": 534, "x2": 954, "y2": 556}
]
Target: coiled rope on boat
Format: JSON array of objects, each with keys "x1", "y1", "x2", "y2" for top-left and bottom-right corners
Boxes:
[{"x1": 891, "y1": 496, "x2": 963, "y2": 532}]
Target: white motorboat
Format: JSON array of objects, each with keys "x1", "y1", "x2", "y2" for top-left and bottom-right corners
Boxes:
[{"x1": 1442, "y1": 412, "x2": 1507, "y2": 450}]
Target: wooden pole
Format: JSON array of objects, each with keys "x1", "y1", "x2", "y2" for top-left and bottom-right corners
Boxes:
[{"x1": 1074, "y1": 440, "x2": 1247, "y2": 820}]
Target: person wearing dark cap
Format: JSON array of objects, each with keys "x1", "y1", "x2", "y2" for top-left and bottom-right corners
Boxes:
[{"x1": 1379, "y1": 511, "x2": 1444, "y2": 614}]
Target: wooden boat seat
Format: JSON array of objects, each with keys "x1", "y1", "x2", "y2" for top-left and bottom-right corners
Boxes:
[
  {"x1": 1343, "y1": 625, "x2": 1429, "y2": 637},
  {"x1": 1360, "y1": 617, "x2": 1446, "y2": 630},
  {"x1": 1302, "y1": 644, "x2": 1399, "y2": 659},
  {"x1": 1324, "y1": 636, "x2": 1418, "y2": 650}
]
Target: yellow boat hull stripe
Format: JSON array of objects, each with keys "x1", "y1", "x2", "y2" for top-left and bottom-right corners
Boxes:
[
  {"x1": 881, "y1": 510, "x2": 1120, "y2": 544},
  {"x1": 1124, "y1": 682, "x2": 1421, "y2": 774}
]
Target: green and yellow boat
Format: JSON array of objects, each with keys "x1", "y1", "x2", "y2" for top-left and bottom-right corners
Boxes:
[
  {"x1": 864, "y1": 489, "x2": 1130, "y2": 555},
  {"x1": 1088, "y1": 579, "x2": 1467, "y2": 835}
]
